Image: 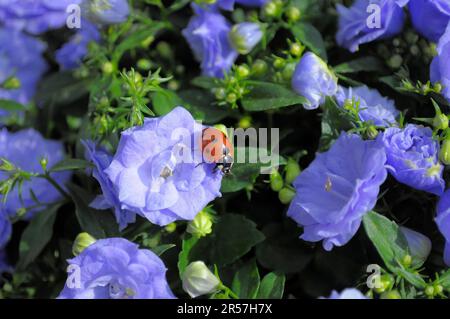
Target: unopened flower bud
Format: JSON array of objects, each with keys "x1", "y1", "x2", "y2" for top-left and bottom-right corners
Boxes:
[
  {"x1": 278, "y1": 187, "x2": 295, "y2": 204},
  {"x1": 285, "y1": 159, "x2": 301, "y2": 184},
  {"x1": 182, "y1": 261, "x2": 220, "y2": 298},
  {"x1": 238, "y1": 115, "x2": 252, "y2": 129},
  {"x1": 102, "y1": 61, "x2": 114, "y2": 75},
  {"x1": 252, "y1": 59, "x2": 268, "y2": 77},
  {"x1": 72, "y1": 232, "x2": 97, "y2": 256},
  {"x1": 399, "y1": 226, "x2": 431, "y2": 266},
  {"x1": 270, "y1": 169, "x2": 284, "y2": 192},
  {"x1": 229, "y1": 22, "x2": 263, "y2": 55},
  {"x1": 285, "y1": 6, "x2": 301, "y2": 22},
  {"x1": 40, "y1": 157, "x2": 48, "y2": 171},
  {"x1": 380, "y1": 290, "x2": 401, "y2": 299},
  {"x1": 290, "y1": 43, "x2": 304, "y2": 57},
  {"x1": 165, "y1": 223, "x2": 177, "y2": 233},
  {"x1": 187, "y1": 210, "x2": 213, "y2": 238},
  {"x1": 236, "y1": 65, "x2": 250, "y2": 78},
  {"x1": 0, "y1": 158, "x2": 14, "y2": 172},
  {"x1": 433, "y1": 113, "x2": 448, "y2": 130},
  {"x1": 263, "y1": 0, "x2": 283, "y2": 18}
]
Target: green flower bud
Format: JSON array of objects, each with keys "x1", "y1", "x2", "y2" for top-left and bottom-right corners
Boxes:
[
  {"x1": 226, "y1": 92, "x2": 237, "y2": 104},
  {"x1": 187, "y1": 210, "x2": 213, "y2": 238},
  {"x1": 282, "y1": 62, "x2": 297, "y2": 81},
  {"x1": 343, "y1": 98, "x2": 354, "y2": 111},
  {"x1": 425, "y1": 285, "x2": 435, "y2": 298},
  {"x1": 40, "y1": 157, "x2": 48, "y2": 171},
  {"x1": 433, "y1": 113, "x2": 448, "y2": 130},
  {"x1": 434, "y1": 82, "x2": 443, "y2": 93},
  {"x1": 16, "y1": 207, "x2": 27, "y2": 218},
  {"x1": 388, "y1": 54, "x2": 403, "y2": 69},
  {"x1": 137, "y1": 59, "x2": 152, "y2": 71},
  {"x1": 374, "y1": 274, "x2": 394, "y2": 294},
  {"x1": 273, "y1": 57, "x2": 285, "y2": 69},
  {"x1": 238, "y1": 115, "x2": 252, "y2": 129},
  {"x1": 278, "y1": 187, "x2": 295, "y2": 204},
  {"x1": 285, "y1": 6, "x2": 301, "y2": 22},
  {"x1": 380, "y1": 290, "x2": 401, "y2": 299},
  {"x1": 156, "y1": 41, "x2": 172, "y2": 59},
  {"x1": 289, "y1": 43, "x2": 304, "y2": 57},
  {"x1": 401, "y1": 254, "x2": 412, "y2": 268},
  {"x1": 236, "y1": 65, "x2": 250, "y2": 79},
  {"x1": 366, "y1": 126, "x2": 379, "y2": 140},
  {"x1": 285, "y1": 159, "x2": 301, "y2": 184},
  {"x1": 214, "y1": 87, "x2": 226, "y2": 100},
  {"x1": 252, "y1": 59, "x2": 268, "y2": 77},
  {"x1": 102, "y1": 61, "x2": 114, "y2": 75},
  {"x1": 263, "y1": 0, "x2": 283, "y2": 18},
  {"x1": 2, "y1": 77, "x2": 21, "y2": 90},
  {"x1": 182, "y1": 261, "x2": 220, "y2": 298},
  {"x1": 270, "y1": 169, "x2": 284, "y2": 192},
  {"x1": 165, "y1": 223, "x2": 177, "y2": 233},
  {"x1": 72, "y1": 232, "x2": 97, "y2": 256},
  {"x1": 440, "y1": 139, "x2": 450, "y2": 165},
  {"x1": 0, "y1": 179, "x2": 13, "y2": 196}
]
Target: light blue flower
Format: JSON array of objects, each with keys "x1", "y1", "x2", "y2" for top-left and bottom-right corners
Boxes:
[
  {"x1": 229, "y1": 22, "x2": 263, "y2": 54},
  {"x1": 382, "y1": 124, "x2": 445, "y2": 196},
  {"x1": 287, "y1": 133, "x2": 387, "y2": 251},
  {"x1": 335, "y1": 85, "x2": 399, "y2": 127},
  {"x1": 408, "y1": 0, "x2": 450, "y2": 42},
  {"x1": 431, "y1": 23, "x2": 450, "y2": 103},
  {"x1": 182, "y1": 4, "x2": 238, "y2": 78},
  {"x1": 324, "y1": 288, "x2": 367, "y2": 299},
  {"x1": 105, "y1": 107, "x2": 223, "y2": 226},
  {"x1": 291, "y1": 52, "x2": 338, "y2": 110},
  {"x1": 336, "y1": 0, "x2": 406, "y2": 52},
  {"x1": 58, "y1": 238, "x2": 176, "y2": 299}
]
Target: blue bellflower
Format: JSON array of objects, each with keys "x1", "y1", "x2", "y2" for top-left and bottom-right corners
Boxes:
[
  {"x1": 105, "y1": 107, "x2": 223, "y2": 226},
  {"x1": 336, "y1": 0, "x2": 406, "y2": 52},
  {"x1": 182, "y1": 5, "x2": 238, "y2": 78},
  {"x1": 58, "y1": 238, "x2": 176, "y2": 299},
  {"x1": 287, "y1": 133, "x2": 387, "y2": 251},
  {"x1": 335, "y1": 85, "x2": 399, "y2": 127},
  {"x1": 382, "y1": 124, "x2": 444, "y2": 196}
]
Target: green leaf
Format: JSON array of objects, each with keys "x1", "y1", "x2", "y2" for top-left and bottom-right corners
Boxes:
[
  {"x1": 152, "y1": 89, "x2": 229, "y2": 123},
  {"x1": 49, "y1": 159, "x2": 91, "y2": 172},
  {"x1": 256, "y1": 223, "x2": 313, "y2": 274},
  {"x1": 112, "y1": 23, "x2": 165, "y2": 63},
  {"x1": 221, "y1": 147, "x2": 285, "y2": 193},
  {"x1": 36, "y1": 72, "x2": 90, "y2": 107},
  {"x1": 241, "y1": 81, "x2": 307, "y2": 111},
  {"x1": 0, "y1": 99, "x2": 26, "y2": 111},
  {"x1": 67, "y1": 184, "x2": 119, "y2": 239},
  {"x1": 290, "y1": 22, "x2": 327, "y2": 61},
  {"x1": 231, "y1": 260, "x2": 260, "y2": 299},
  {"x1": 256, "y1": 272, "x2": 285, "y2": 299},
  {"x1": 191, "y1": 214, "x2": 265, "y2": 266},
  {"x1": 178, "y1": 235, "x2": 200, "y2": 277},
  {"x1": 334, "y1": 57, "x2": 383, "y2": 74},
  {"x1": 17, "y1": 203, "x2": 61, "y2": 270},
  {"x1": 438, "y1": 270, "x2": 450, "y2": 292},
  {"x1": 362, "y1": 211, "x2": 427, "y2": 288},
  {"x1": 151, "y1": 244, "x2": 176, "y2": 256},
  {"x1": 191, "y1": 76, "x2": 218, "y2": 90},
  {"x1": 151, "y1": 89, "x2": 183, "y2": 116}
]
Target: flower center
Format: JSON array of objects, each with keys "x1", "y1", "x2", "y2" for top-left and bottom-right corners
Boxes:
[{"x1": 109, "y1": 281, "x2": 135, "y2": 299}]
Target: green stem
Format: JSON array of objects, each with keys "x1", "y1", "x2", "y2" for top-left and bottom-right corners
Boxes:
[{"x1": 38, "y1": 173, "x2": 71, "y2": 200}]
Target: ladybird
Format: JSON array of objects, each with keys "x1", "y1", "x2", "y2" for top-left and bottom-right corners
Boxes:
[{"x1": 201, "y1": 127, "x2": 234, "y2": 174}]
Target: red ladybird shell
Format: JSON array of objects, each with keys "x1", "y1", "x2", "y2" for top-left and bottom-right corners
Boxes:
[{"x1": 201, "y1": 127, "x2": 234, "y2": 163}]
